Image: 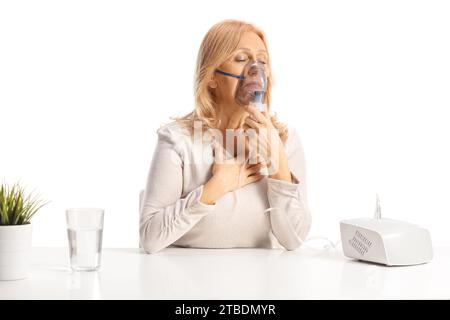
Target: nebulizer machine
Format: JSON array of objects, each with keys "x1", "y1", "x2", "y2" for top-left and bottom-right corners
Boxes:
[{"x1": 215, "y1": 61, "x2": 433, "y2": 266}]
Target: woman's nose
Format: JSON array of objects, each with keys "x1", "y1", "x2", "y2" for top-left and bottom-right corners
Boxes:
[
  {"x1": 247, "y1": 62, "x2": 264, "y2": 77},
  {"x1": 248, "y1": 65, "x2": 258, "y2": 76}
]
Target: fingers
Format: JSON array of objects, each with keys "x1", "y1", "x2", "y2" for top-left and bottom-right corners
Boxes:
[
  {"x1": 238, "y1": 115, "x2": 248, "y2": 129},
  {"x1": 244, "y1": 103, "x2": 269, "y2": 124},
  {"x1": 246, "y1": 161, "x2": 264, "y2": 169},
  {"x1": 244, "y1": 116, "x2": 262, "y2": 130},
  {"x1": 246, "y1": 162, "x2": 265, "y2": 175},
  {"x1": 245, "y1": 173, "x2": 264, "y2": 185}
]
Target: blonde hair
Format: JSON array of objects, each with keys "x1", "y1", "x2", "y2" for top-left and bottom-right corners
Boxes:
[{"x1": 171, "y1": 19, "x2": 288, "y2": 143}]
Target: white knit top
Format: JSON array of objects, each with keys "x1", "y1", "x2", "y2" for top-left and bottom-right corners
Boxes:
[{"x1": 139, "y1": 121, "x2": 312, "y2": 253}]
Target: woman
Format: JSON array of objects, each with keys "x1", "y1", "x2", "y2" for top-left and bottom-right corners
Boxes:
[{"x1": 140, "y1": 19, "x2": 311, "y2": 254}]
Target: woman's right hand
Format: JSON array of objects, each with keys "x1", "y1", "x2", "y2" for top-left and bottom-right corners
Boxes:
[
  {"x1": 211, "y1": 143, "x2": 266, "y2": 194},
  {"x1": 199, "y1": 136, "x2": 266, "y2": 205}
]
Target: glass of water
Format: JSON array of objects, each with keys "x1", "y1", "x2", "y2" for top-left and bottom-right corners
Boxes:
[{"x1": 66, "y1": 208, "x2": 104, "y2": 271}]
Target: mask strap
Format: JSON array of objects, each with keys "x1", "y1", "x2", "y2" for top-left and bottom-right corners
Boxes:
[{"x1": 215, "y1": 69, "x2": 245, "y2": 80}]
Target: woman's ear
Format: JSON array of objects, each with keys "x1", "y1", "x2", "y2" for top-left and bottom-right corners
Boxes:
[{"x1": 208, "y1": 80, "x2": 217, "y2": 89}]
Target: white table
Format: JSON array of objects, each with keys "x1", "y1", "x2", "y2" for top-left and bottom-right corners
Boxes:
[{"x1": 0, "y1": 247, "x2": 449, "y2": 299}]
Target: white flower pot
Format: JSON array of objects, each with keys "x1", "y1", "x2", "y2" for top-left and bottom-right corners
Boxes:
[{"x1": 0, "y1": 224, "x2": 32, "y2": 280}]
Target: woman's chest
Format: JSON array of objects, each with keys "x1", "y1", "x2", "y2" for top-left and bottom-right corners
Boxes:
[{"x1": 182, "y1": 175, "x2": 271, "y2": 243}]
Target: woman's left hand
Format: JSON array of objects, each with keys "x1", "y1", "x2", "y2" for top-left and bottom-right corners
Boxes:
[{"x1": 242, "y1": 103, "x2": 292, "y2": 182}]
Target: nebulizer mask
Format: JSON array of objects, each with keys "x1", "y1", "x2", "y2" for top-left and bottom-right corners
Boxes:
[{"x1": 215, "y1": 59, "x2": 268, "y2": 112}]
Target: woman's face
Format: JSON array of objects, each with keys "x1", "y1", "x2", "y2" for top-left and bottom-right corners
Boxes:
[{"x1": 213, "y1": 31, "x2": 269, "y2": 107}]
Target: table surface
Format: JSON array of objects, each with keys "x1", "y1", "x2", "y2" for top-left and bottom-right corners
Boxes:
[{"x1": 1, "y1": 246, "x2": 449, "y2": 299}]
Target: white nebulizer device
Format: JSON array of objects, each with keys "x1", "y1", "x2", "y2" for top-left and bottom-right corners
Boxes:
[{"x1": 340, "y1": 194, "x2": 433, "y2": 266}]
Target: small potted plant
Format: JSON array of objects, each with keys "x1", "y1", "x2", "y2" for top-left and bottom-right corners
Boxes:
[{"x1": 0, "y1": 181, "x2": 48, "y2": 280}]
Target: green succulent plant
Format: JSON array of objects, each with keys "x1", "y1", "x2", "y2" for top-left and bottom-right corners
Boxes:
[{"x1": 0, "y1": 181, "x2": 49, "y2": 225}]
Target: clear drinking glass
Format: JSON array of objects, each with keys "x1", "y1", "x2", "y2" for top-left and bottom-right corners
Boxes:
[{"x1": 66, "y1": 208, "x2": 104, "y2": 271}]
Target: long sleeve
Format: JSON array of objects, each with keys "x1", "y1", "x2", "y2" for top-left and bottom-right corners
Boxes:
[
  {"x1": 266, "y1": 125, "x2": 312, "y2": 250},
  {"x1": 139, "y1": 125, "x2": 216, "y2": 254}
]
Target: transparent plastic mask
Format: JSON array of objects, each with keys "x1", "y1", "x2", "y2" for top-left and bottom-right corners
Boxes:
[{"x1": 215, "y1": 59, "x2": 268, "y2": 111}]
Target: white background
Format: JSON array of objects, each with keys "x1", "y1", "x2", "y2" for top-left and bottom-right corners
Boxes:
[{"x1": 1, "y1": 0, "x2": 449, "y2": 248}]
